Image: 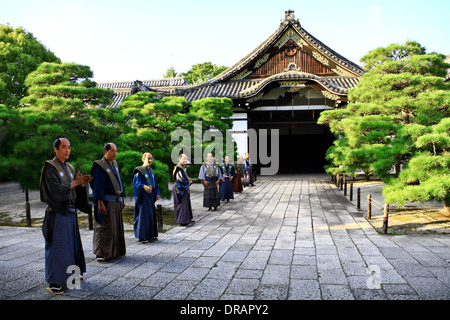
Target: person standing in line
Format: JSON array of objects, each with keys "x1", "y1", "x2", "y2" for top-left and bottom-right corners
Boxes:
[
  {"x1": 90, "y1": 143, "x2": 126, "y2": 263},
  {"x1": 132, "y1": 152, "x2": 160, "y2": 243},
  {"x1": 219, "y1": 155, "x2": 236, "y2": 202},
  {"x1": 40, "y1": 137, "x2": 92, "y2": 294},
  {"x1": 243, "y1": 152, "x2": 255, "y2": 187},
  {"x1": 172, "y1": 154, "x2": 194, "y2": 226},
  {"x1": 198, "y1": 152, "x2": 222, "y2": 211},
  {"x1": 233, "y1": 156, "x2": 244, "y2": 193}
]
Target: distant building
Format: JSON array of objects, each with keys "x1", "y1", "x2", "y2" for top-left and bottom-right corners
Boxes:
[{"x1": 98, "y1": 10, "x2": 364, "y2": 173}]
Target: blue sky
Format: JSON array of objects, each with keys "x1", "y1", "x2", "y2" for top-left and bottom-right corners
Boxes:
[{"x1": 2, "y1": 0, "x2": 449, "y2": 83}]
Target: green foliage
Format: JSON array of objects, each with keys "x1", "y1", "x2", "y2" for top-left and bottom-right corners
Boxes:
[
  {"x1": 0, "y1": 24, "x2": 60, "y2": 107},
  {"x1": 179, "y1": 62, "x2": 227, "y2": 85},
  {"x1": 163, "y1": 67, "x2": 178, "y2": 78},
  {"x1": 318, "y1": 40, "x2": 450, "y2": 208},
  {"x1": 2, "y1": 62, "x2": 115, "y2": 190},
  {"x1": 118, "y1": 92, "x2": 198, "y2": 165},
  {"x1": 117, "y1": 92, "x2": 235, "y2": 196}
]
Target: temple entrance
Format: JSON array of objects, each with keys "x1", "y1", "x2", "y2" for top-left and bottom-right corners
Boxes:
[{"x1": 248, "y1": 109, "x2": 335, "y2": 174}]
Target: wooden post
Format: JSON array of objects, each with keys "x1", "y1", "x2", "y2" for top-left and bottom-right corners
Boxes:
[
  {"x1": 336, "y1": 174, "x2": 340, "y2": 188},
  {"x1": 344, "y1": 180, "x2": 347, "y2": 196},
  {"x1": 157, "y1": 204, "x2": 163, "y2": 232},
  {"x1": 383, "y1": 204, "x2": 389, "y2": 234},
  {"x1": 340, "y1": 176, "x2": 343, "y2": 190},
  {"x1": 350, "y1": 183, "x2": 353, "y2": 201},
  {"x1": 357, "y1": 188, "x2": 361, "y2": 210},
  {"x1": 88, "y1": 203, "x2": 93, "y2": 230},
  {"x1": 367, "y1": 194, "x2": 372, "y2": 219},
  {"x1": 25, "y1": 189, "x2": 31, "y2": 227}
]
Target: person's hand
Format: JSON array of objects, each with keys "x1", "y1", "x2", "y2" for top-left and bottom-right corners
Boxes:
[
  {"x1": 203, "y1": 180, "x2": 209, "y2": 187},
  {"x1": 72, "y1": 172, "x2": 92, "y2": 188},
  {"x1": 230, "y1": 176, "x2": 234, "y2": 181},
  {"x1": 144, "y1": 185, "x2": 152, "y2": 193},
  {"x1": 121, "y1": 201, "x2": 125, "y2": 210},
  {"x1": 98, "y1": 200, "x2": 106, "y2": 215},
  {"x1": 189, "y1": 180, "x2": 193, "y2": 186},
  {"x1": 156, "y1": 195, "x2": 160, "y2": 201},
  {"x1": 215, "y1": 180, "x2": 220, "y2": 187}
]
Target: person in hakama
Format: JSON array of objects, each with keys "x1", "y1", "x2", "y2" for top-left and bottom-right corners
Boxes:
[
  {"x1": 90, "y1": 143, "x2": 126, "y2": 263},
  {"x1": 243, "y1": 152, "x2": 255, "y2": 187},
  {"x1": 233, "y1": 156, "x2": 244, "y2": 193},
  {"x1": 40, "y1": 138, "x2": 92, "y2": 294},
  {"x1": 198, "y1": 153, "x2": 222, "y2": 211},
  {"x1": 172, "y1": 154, "x2": 194, "y2": 226},
  {"x1": 219, "y1": 156, "x2": 236, "y2": 202},
  {"x1": 132, "y1": 152, "x2": 160, "y2": 244}
]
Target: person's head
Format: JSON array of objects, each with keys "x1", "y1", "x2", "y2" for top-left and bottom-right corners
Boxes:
[
  {"x1": 179, "y1": 154, "x2": 188, "y2": 166},
  {"x1": 224, "y1": 156, "x2": 230, "y2": 164},
  {"x1": 104, "y1": 143, "x2": 118, "y2": 162},
  {"x1": 238, "y1": 156, "x2": 244, "y2": 163},
  {"x1": 245, "y1": 152, "x2": 249, "y2": 160},
  {"x1": 53, "y1": 138, "x2": 71, "y2": 163},
  {"x1": 142, "y1": 152, "x2": 153, "y2": 166},
  {"x1": 206, "y1": 153, "x2": 214, "y2": 163}
]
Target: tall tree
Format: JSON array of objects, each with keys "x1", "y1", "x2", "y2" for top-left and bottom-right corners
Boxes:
[
  {"x1": 2, "y1": 62, "x2": 115, "y2": 191},
  {"x1": 318, "y1": 41, "x2": 450, "y2": 178},
  {"x1": 318, "y1": 41, "x2": 450, "y2": 210},
  {"x1": 180, "y1": 62, "x2": 227, "y2": 85},
  {"x1": 0, "y1": 24, "x2": 60, "y2": 107},
  {"x1": 0, "y1": 25, "x2": 60, "y2": 181},
  {"x1": 163, "y1": 67, "x2": 178, "y2": 78},
  {"x1": 383, "y1": 118, "x2": 450, "y2": 212}
]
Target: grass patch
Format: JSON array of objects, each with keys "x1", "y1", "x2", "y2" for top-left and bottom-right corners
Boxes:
[{"x1": 368, "y1": 207, "x2": 450, "y2": 235}]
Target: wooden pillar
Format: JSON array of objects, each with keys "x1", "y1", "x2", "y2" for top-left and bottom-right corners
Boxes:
[
  {"x1": 157, "y1": 204, "x2": 163, "y2": 232},
  {"x1": 383, "y1": 204, "x2": 389, "y2": 234}
]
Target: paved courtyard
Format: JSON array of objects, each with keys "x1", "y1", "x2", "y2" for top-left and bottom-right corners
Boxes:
[{"x1": 0, "y1": 174, "x2": 449, "y2": 301}]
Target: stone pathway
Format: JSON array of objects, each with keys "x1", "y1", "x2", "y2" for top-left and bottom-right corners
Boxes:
[{"x1": 0, "y1": 174, "x2": 449, "y2": 301}]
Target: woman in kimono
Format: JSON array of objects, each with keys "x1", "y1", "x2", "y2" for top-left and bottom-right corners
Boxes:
[{"x1": 132, "y1": 153, "x2": 160, "y2": 243}]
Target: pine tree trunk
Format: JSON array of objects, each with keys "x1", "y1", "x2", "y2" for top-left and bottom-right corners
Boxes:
[{"x1": 444, "y1": 194, "x2": 450, "y2": 214}]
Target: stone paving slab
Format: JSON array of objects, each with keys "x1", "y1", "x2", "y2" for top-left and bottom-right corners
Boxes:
[{"x1": 0, "y1": 174, "x2": 450, "y2": 301}]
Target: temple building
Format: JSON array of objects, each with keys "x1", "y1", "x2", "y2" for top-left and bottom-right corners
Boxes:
[{"x1": 98, "y1": 10, "x2": 364, "y2": 173}]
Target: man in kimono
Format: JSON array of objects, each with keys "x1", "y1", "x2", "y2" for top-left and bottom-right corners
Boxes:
[
  {"x1": 233, "y1": 156, "x2": 244, "y2": 193},
  {"x1": 40, "y1": 137, "x2": 92, "y2": 294},
  {"x1": 90, "y1": 143, "x2": 126, "y2": 263},
  {"x1": 198, "y1": 153, "x2": 222, "y2": 211},
  {"x1": 219, "y1": 156, "x2": 236, "y2": 202},
  {"x1": 244, "y1": 152, "x2": 255, "y2": 187},
  {"x1": 173, "y1": 154, "x2": 193, "y2": 226},
  {"x1": 132, "y1": 152, "x2": 160, "y2": 243}
]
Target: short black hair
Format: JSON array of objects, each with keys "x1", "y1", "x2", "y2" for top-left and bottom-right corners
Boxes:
[{"x1": 104, "y1": 143, "x2": 112, "y2": 151}]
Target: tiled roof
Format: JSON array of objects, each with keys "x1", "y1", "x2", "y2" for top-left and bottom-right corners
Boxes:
[{"x1": 98, "y1": 11, "x2": 364, "y2": 106}]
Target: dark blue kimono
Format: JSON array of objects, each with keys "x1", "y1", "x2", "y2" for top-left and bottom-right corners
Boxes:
[
  {"x1": 133, "y1": 167, "x2": 160, "y2": 241},
  {"x1": 172, "y1": 164, "x2": 193, "y2": 225},
  {"x1": 219, "y1": 163, "x2": 236, "y2": 201}
]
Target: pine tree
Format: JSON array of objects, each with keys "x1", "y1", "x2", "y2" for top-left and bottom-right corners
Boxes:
[
  {"x1": 3, "y1": 62, "x2": 115, "y2": 191},
  {"x1": 318, "y1": 41, "x2": 450, "y2": 210}
]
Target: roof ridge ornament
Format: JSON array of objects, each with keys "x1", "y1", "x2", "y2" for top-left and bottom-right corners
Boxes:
[
  {"x1": 282, "y1": 10, "x2": 300, "y2": 27},
  {"x1": 285, "y1": 62, "x2": 301, "y2": 72}
]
